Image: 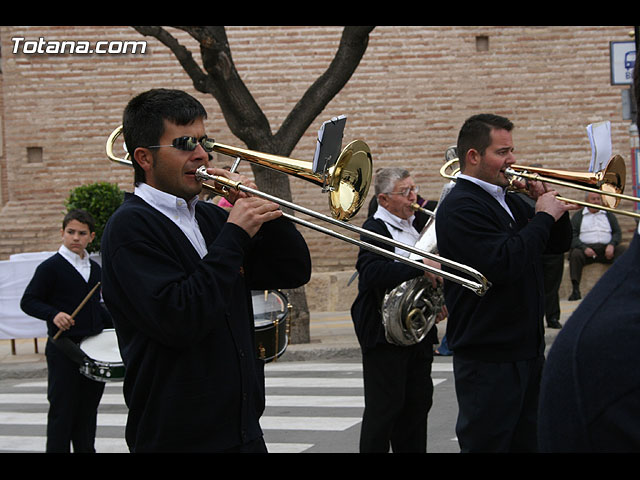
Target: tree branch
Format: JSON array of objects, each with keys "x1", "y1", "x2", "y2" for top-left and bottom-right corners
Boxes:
[
  {"x1": 276, "y1": 26, "x2": 374, "y2": 154},
  {"x1": 132, "y1": 26, "x2": 212, "y2": 93}
]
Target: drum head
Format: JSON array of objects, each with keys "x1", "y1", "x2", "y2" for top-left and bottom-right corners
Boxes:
[
  {"x1": 80, "y1": 329, "x2": 122, "y2": 363},
  {"x1": 252, "y1": 290, "x2": 287, "y2": 328},
  {"x1": 78, "y1": 329, "x2": 124, "y2": 382}
]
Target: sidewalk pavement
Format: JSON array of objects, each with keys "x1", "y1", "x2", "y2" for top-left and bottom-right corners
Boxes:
[{"x1": 0, "y1": 300, "x2": 581, "y2": 379}]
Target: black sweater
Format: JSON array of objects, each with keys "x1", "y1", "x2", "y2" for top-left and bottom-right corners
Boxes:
[
  {"x1": 435, "y1": 179, "x2": 572, "y2": 362},
  {"x1": 100, "y1": 194, "x2": 311, "y2": 452},
  {"x1": 538, "y1": 231, "x2": 640, "y2": 451},
  {"x1": 20, "y1": 253, "x2": 109, "y2": 341},
  {"x1": 351, "y1": 212, "x2": 437, "y2": 353}
]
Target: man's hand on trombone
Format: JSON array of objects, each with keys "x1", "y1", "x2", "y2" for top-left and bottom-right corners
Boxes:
[{"x1": 205, "y1": 166, "x2": 283, "y2": 238}]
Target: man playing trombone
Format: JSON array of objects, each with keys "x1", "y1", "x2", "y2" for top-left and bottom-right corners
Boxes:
[
  {"x1": 100, "y1": 89, "x2": 311, "y2": 452},
  {"x1": 435, "y1": 114, "x2": 576, "y2": 452}
]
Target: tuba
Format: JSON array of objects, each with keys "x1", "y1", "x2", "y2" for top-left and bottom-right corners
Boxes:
[
  {"x1": 381, "y1": 147, "x2": 459, "y2": 346},
  {"x1": 382, "y1": 211, "x2": 444, "y2": 346}
]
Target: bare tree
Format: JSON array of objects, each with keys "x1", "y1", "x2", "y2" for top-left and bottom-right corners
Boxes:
[{"x1": 132, "y1": 25, "x2": 374, "y2": 343}]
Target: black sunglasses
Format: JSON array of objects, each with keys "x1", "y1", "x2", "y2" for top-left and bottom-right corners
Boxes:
[{"x1": 146, "y1": 136, "x2": 216, "y2": 153}]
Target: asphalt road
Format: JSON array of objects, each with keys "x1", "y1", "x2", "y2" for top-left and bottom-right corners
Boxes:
[{"x1": 0, "y1": 358, "x2": 458, "y2": 453}]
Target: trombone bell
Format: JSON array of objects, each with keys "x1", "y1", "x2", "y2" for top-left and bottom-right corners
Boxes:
[{"x1": 506, "y1": 155, "x2": 626, "y2": 210}]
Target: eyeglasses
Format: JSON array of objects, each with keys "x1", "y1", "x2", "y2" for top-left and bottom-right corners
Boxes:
[
  {"x1": 146, "y1": 136, "x2": 216, "y2": 153},
  {"x1": 386, "y1": 185, "x2": 419, "y2": 197}
]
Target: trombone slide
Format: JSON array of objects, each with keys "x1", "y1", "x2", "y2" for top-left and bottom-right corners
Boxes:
[{"x1": 196, "y1": 167, "x2": 491, "y2": 296}]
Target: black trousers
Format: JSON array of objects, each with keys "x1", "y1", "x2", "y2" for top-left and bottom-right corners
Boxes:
[
  {"x1": 360, "y1": 342, "x2": 434, "y2": 453},
  {"x1": 453, "y1": 355, "x2": 544, "y2": 453},
  {"x1": 542, "y1": 254, "x2": 564, "y2": 321},
  {"x1": 569, "y1": 243, "x2": 626, "y2": 285},
  {"x1": 45, "y1": 339, "x2": 105, "y2": 453}
]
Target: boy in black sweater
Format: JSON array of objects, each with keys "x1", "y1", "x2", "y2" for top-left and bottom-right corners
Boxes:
[{"x1": 21, "y1": 209, "x2": 111, "y2": 452}]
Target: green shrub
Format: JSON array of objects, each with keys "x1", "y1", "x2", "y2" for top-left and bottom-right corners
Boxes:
[{"x1": 65, "y1": 182, "x2": 124, "y2": 253}]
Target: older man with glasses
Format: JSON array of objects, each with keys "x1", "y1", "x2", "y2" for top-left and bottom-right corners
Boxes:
[{"x1": 351, "y1": 167, "x2": 445, "y2": 453}]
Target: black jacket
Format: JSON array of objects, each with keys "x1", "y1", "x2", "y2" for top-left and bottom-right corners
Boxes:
[
  {"x1": 351, "y1": 210, "x2": 437, "y2": 353},
  {"x1": 538, "y1": 230, "x2": 640, "y2": 451},
  {"x1": 100, "y1": 194, "x2": 311, "y2": 452},
  {"x1": 20, "y1": 253, "x2": 109, "y2": 340},
  {"x1": 435, "y1": 179, "x2": 572, "y2": 362}
]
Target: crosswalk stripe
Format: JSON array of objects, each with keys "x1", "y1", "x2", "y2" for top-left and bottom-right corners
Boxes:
[
  {"x1": 267, "y1": 379, "x2": 444, "y2": 406},
  {"x1": 260, "y1": 416, "x2": 361, "y2": 431},
  {"x1": 0, "y1": 411, "x2": 128, "y2": 426},
  {"x1": 268, "y1": 395, "x2": 364, "y2": 407},
  {"x1": 266, "y1": 377, "x2": 362, "y2": 388},
  {"x1": 0, "y1": 434, "x2": 313, "y2": 454},
  {"x1": 0, "y1": 435, "x2": 128, "y2": 453},
  {"x1": 265, "y1": 377, "x2": 445, "y2": 388},
  {"x1": 0, "y1": 411, "x2": 363, "y2": 432},
  {"x1": 0, "y1": 393, "x2": 124, "y2": 405},
  {"x1": 266, "y1": 361, "x2": 453, "y2": 372},
  {"x1": 265, "y1": 443, "x2": 313, "y2": 453},
  {"x1": 13, "y1": 381, "x2": 123, "y2": 389}
]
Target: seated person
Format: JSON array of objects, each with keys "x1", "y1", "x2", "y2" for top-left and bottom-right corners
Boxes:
[{"x1": 568, "y1": 191, "x2": 626, "y2": 300}]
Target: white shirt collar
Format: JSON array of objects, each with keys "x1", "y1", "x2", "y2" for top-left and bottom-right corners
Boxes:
[
  {"x1": 58, "y1": 244, "x2": 91, "y2": 282},
  {"x1": 134, "y1": 183, "x2": 208, "y2": 258},
  {"x1": 582, "y1": 207, "x2": 606, "y2": 216},
  {"x1": 373, "y1": 205, "x2": 416, "y2": 233},
  {"x1": 135, "y1": 182, "x2": 199, "y2": 218},
  {"x1": 373, "y1": 205, "x2": 419, "y2": 258},
  {"x1": 458, "y1": 173, "x2": 514, "y2": 220}
]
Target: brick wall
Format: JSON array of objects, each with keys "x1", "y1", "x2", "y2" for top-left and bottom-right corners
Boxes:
[{"x1": 0, "y1": 26, "x2": 636, "y2": 273}]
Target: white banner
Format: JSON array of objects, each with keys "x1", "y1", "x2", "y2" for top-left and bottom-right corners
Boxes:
[{"x1": 0, "y1": 253, "x2": 54, "y2": 339}]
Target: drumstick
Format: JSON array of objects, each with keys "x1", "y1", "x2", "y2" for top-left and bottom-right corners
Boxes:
[{"x1": 52, "y1": 282, "x2": 101, "y2": 341}]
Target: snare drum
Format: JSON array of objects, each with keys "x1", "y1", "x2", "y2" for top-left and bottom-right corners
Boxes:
[
  {"x1": 252, "y1": 290, "x2": 290, "y2": 362},
  {"x1": 78, "y1": 329, "x2": 125, "y2": 382}
]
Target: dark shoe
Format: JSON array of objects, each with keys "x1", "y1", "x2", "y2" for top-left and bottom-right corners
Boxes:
[
  {"x1": 547, "y1": 318, "x2": 562, "y2": 329},
  {"x1": 568, "y1": 288, "x2": 581, "y2": 301}
]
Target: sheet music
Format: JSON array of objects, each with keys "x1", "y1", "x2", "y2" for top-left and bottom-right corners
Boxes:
[
  {"x1": 312, "y1": 115, "x2": 346, "y2": 174},
  {"x1": 586, "y1": 121, "x2": 612, "y2": 172}
]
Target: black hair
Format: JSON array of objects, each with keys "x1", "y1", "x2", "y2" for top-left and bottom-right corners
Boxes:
[
  {"x1": 122, "y1": 89, "x2": 208, "y2": 185},
  {"x1": 457, "y1": 113, "x2": 513, "y2": 171},
  {"x1": 63, "y1": 209, "x2": 95, "y2": 232}
]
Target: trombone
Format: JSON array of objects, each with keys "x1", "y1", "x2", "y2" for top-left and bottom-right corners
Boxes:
[
  {"x1": 440, "y1": 150, "x2": 640, "y2": 219},
  {"x1": 106, "y1": 126, "x2": 490, "y2": 296}
]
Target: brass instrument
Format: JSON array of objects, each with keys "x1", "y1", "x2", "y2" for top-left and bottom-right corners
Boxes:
[
  {"x1": 382, "y1": 209, "x2": 444, "y2": 346},
  {"x1": 382, "y1": 275, "x2": 443, "y2": 346},
  {"x1": 106, "y1": 125, "x2": 369, "y2": 221},
  {"x1": 106, "y1": 126, "x2": 490, "y2": 296},
  {"x1": 410, "y1": 202, "x2": 435, "y2": 218},
  {"x1": 440, "y1": 149, "x2": 640, "y2": 219},
  {"x1": 381, "y1": 152, "x2": 455, "y2": 346}
]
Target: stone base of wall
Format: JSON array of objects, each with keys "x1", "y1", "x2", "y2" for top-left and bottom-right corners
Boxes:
[
  {"x1": 304, "y1": 259, "x2": 613, "y2": 313},
  {"x1": 305, "y1": 270, "x2": 358, "y2": 312}
]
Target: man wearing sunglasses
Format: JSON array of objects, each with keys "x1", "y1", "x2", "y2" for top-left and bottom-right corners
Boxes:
[{"x1": 100, "y1": 88, "x2": 311, "y2": 453}]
